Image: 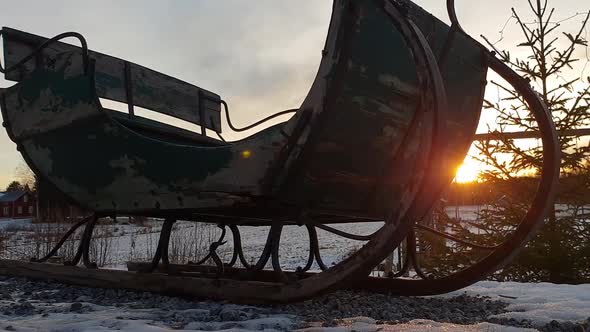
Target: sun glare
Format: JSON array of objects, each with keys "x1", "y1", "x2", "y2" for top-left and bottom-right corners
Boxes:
[{"x1": 454, "y1": 158, "x2": 482, "y2": 183}]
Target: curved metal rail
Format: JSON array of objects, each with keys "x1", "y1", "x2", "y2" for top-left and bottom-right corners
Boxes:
[
  {"x1": 0, "y1": 30, "x2": 89, "y2": 74},
  {"x1": 363, "y1": 0, "x2": 560, "y2": 295},
  {"x1": 415, "y1": 224, "x2": 498, "y2": 251}
]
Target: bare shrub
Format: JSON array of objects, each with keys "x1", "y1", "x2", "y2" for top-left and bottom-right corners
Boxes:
[
  {"x1": 0, "y1": 222, "x2": 81, "y2": 262},
  {"x1": 89, "y1": 221, "x2": 114, "y2": 267},
  {"x1": 168, "y1": 223, "x2": 225, "y2": 264}
]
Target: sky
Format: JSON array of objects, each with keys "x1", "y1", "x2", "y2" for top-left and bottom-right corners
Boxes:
[{"x1": 0, "y1": 0, "x2": 588, "y2": 188}]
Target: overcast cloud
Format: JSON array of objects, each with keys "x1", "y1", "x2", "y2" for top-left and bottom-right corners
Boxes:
[{"x1": 0, "y1": 0, "x2": 587, "y2": 188}]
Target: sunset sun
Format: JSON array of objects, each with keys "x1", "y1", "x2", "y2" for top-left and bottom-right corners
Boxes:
[{"x1": 454, "y1": 157, "x2": 482, "y2": 183}]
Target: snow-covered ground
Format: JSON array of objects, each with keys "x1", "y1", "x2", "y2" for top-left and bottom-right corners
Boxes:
[
  {"x1": 0, "y1": 278, "x2": 588, "y2": 332},
  {"x1": 450, "y1": 281, "x2": 590, "y2": 327},
  {"x1": 0, "y1": 218, "x2": 33, "y2": 231}
]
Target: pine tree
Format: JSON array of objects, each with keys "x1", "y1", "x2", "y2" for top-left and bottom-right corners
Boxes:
[
  {"x1": 418, "y1": 0, "x2": 590, "y2": 282},
  {"x1": 477, "y1": 0, "x2": 590, "y2": 283}
]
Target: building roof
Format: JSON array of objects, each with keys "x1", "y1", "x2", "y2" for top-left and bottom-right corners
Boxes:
[{"x1": 0, "y1": 190, "x2": 26, "y2": 203}]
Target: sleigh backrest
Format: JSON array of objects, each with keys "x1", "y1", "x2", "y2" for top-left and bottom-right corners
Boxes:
[{"x1": 1, "y1": 27, "x2": 222, "y2": 133}]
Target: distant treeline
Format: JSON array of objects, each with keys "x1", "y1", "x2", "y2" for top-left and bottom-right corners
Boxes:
[{"x1": 442, "y1": 174, "x2": 589, "y2": 206}]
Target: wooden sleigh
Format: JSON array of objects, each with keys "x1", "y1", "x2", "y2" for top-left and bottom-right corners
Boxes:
[{"x1": 0, "y1": 0, "x2": 559, "y2": 303}]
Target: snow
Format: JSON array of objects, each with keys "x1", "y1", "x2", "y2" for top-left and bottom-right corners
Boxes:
[
  {"x1": 0, "y1": 304, "x2": 297, "y2": 332},
  {"x1": 298, "y1": 318, "x2": 537, "y2": 332},
  {"x1": 453, "y1": 281, "x2": 590, "y2": 327},
  {"x1": 0, "y1": 218, "x2": 33, "y2": 231}
]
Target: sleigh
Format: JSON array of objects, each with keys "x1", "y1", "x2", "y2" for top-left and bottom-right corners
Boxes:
[{"x1": 0, "y1": 0, "x2": 559, "y2": 303}]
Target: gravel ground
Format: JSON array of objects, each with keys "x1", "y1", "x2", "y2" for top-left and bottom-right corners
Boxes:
[
  {"x1": 281, "y1": 291, "x2": 589, "y2": 331},
  {"x1": 0, "y1": 276, "x2": 588, "y2": 331},
  {"x1": 281, "y1": 291, "x2": 508, "y2": 325}
]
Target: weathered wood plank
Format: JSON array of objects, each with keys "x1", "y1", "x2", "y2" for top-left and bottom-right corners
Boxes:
[
  {"x1": 0, "y1": 260, "x2": 290, "y2": 303},
  {"x1": 106, "y1": 109, "x2": 226, "y2": 147},
  {"x1": 126, "y1": 262, "x2": 314, "y2": 282},
  {"x1": 1, "y1": 27, "x2": 222, "y2": 131},
  {"x1": 0, "y1": 260, "x2": 438, "y2": 301}
]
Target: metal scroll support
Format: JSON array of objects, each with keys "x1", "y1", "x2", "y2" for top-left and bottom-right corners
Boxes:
[
  {"x1": 65, "y1": 215, "x2": 98, "y2": 268},
  {"x1": 187, "y1": 224, "x2": 249, "y2": 270},
  {"x1": 226, "y1": 225, "x2": 251, "y2": 268},
  {"x1": 246, "y1": 224, "x2": 282, "y2": 271},
  {"x1": 387, "y1": 230, "x2": 430, "y2": 279},
  {"x1": 299, "y1": 228, "x2": 317, "y2": 273},
  {"x1": 406, "y1": 229, "x2": 429, "y2": 279},
  {"x1": 269, "y1": 223, "x2": 289, "y2": 282},
  {"x1": 391, "y1": 249, "x2": 411, "y2": 278},
  {"x1": 223, "y1": 222, "x2": 291, "y2": 282},
  {"x1": 30, "y1": 215, "x2": 95, "y2": 263},
  {"x1": 306, "y1": 225, "x2": 328, "y2": 271},
  {"x1": 248, "y1": 226, "x2": 274, "y2": 272},
  {"x1": 141, "y1": 218, "x2": 176, "y2": 273},
  {"x1": 187, "y1": 222, "x2": 334, "y2": 275},
  {"x1": 208, "y1": 226, "x2": 227, "y2": 276},
  {"x1": 186, "y1": 225, "x2": 228, "y2": 276}
]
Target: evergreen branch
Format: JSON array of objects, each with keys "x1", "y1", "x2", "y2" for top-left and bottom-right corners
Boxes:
[{"x1": 547, "y1": 11, "x2": 590, "y2": 75}]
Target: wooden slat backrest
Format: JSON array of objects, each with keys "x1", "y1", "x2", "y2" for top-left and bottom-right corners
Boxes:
[{"x1": 1, "y1": 27, "x2": 222, "y2": 132}]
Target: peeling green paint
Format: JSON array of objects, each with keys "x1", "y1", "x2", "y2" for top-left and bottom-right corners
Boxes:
[{"x1": 2, "y1": 49, "x2": 284, "y2": 213}]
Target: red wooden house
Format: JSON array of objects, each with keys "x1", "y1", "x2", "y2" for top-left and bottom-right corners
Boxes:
[{"x1": 0, "y1": 190, "x2": 37, "y2": 219}]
